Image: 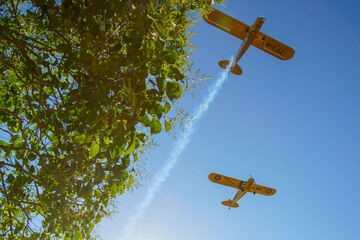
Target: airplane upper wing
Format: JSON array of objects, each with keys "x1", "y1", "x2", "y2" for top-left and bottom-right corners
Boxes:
[
  {"x1": 208, "y1": 173, "x2": 244, "y2": 189},
  {"x1": 203, "y1": 7, "x2": 295, "y2": 60},
  {"x1": 249, "y1": 184, "x2": 277, "y2": 196},
  {"x1": 203, "y1": 7, "x2": 249, "y2": 41}
]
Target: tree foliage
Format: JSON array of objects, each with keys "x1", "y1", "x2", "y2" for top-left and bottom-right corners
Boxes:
[{"x1": 0, "y1": 0, "x2": 222, "y2": 239}]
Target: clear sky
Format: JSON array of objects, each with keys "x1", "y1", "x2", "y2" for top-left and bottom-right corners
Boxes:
[{"x1": 98, "y1": 0, "x2": 360, "y2": 239}]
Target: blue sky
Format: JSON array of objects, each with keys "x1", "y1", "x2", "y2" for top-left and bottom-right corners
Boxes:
[{"x1": 98, "y1": 0, "x2": 360, "y2": 239}]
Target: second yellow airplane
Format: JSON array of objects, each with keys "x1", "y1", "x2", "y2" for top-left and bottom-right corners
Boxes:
[{"x1": 208, "y1": 173, "x2": 276, "y2": 208}]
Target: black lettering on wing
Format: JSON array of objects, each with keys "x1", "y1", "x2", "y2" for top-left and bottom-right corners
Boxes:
[{"x1": 265, "y1": 42, "x2": 285, "y2": 56}]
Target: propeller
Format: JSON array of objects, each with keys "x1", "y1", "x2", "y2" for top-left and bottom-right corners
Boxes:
[
  {"x1": 249, "y1": 173, "x2": 255, "y2": 182},
  {"x1": 250, "y1": 173, "x2": 256, "y2": 195}
]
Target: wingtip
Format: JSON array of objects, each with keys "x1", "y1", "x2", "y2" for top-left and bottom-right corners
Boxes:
[
  {"x1": 267, "y1": 188, "x2": 277, "y2": 196},
  {"x1": 281, "y1": 48, "x2": 295, "y2": 60},
  {"x1": 208, "y1": 172, "x2": 216, "y2": 181}
]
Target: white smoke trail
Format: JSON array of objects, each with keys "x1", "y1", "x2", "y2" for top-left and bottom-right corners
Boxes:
[{"x1": 122, "y1": 61, "x2": 233, "y2": 240}]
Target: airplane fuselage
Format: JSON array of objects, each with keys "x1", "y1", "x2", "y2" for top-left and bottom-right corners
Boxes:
[
  {"x1": 217, "y1": 17, "x2": 266, "y2": 75},
  {"x1": 233, "y1": 18, "x2": 265, "y2": 65},
  {"x1": 231, "y1": 178, "x2": 255, "y2": 203}
]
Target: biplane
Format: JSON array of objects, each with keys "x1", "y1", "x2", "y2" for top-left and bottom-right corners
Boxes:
[
  {"x1": 203, "y1": 7, "x2": 295, "y2": 75},
  {"x1": 208, "y1": 173, "x2": 276, "y2": 208}
]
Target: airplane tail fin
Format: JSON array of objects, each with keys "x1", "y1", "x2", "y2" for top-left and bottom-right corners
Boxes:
[
  {"x1": 221, "y1": 199, "x2": 239, "y2": 208},
  {"x1": 218, "y1": 60, "x2": 243, "y2": 75}
]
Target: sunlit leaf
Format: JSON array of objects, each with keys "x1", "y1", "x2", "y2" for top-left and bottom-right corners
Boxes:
[
  {"x1": 110, "y1": 184, "x2": 117, "y2": 198},
  {"x1": 128, "y1": 174, "x2": 134, "y2": 185},
  {"x1": 74, "y1": 229, "x2": 81, "y2": 240},
  {"x1": 165, "y1": 120, "x2": 171, "y2": 132},
  {"x1": 74, "y1": 134, "x2": 86, "y2": 143},
  {"x1": 103, "y1": 137, "x2": 110, "y2": 145},
  {"x1": 89, "y1": 139, "x2": 100, "y2": 158},
  {"x1": 164, "y1": 102, "x2": 171, "y2": 114},
  {"x1": 150, "y1": 118, "x2": 162, "y2": 134},
  {"x1": 122, "y1": 171, "x2": 129, "y2": 181}
]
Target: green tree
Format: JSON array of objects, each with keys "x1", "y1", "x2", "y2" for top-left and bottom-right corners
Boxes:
[{"x1": 0, "y1": 0, "x2": 222, "y2": 239}]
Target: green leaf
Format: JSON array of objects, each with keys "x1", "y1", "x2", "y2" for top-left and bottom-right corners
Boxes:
[
  {"x1": 170, "y1": 67, "x2": 186, "y2": 81},
  {"x1": 12, "y1": 208, "x2": 21, "y2": 218},
  {"x1": 27, "y1": 152, "x2": 36, "y2": 161},
  {"x1": 95, "y1": 164, "x2": 105, "y2": 179},
  {"x1": 166, "y1": 81, "x2": 183, "y2": 101},
  {"x1": 103, "y1": 137, "x2": 110, "y2": 145},
  {"x1": 6, "y1": 173, "x2": 15, "y2": 183},
  {"x1": 137, "y1": 133, "x2": 146, "y2": 142},
  {"x1": 89, "y1": 139, "x2": 100, "y2": 158},
  {"x1": 128, "y1": 174, "x2": 134, "y2": 185},
  {"x1": 8, "y1": 120, "x2": 20, "y2": 133},
  {"x1": 121, "y1": 156, "x2": 130, "y2": 169},
  {"x1": 155, "y1": 23, "x2": 168, "y2": 38},
  {"x1": 154, "y1": 103, "x2": 165, "y2": 119},
  {"x1": 139, "y1": 114, "x2": 150, "y2": 127},
  {"x1": 124, "y1": 136, "x2": 136, "y2": 156},
  {"x1": 150, "y1": 118, "x2": 162, "y2": 135},
  {"x1": 133, "y1": 153, "x2": 138, "y2": 162},
  {"x1": 14, "y1": 140, "x2": 26, "y2": 148},
  {"x1": 156, "y1": 76, "x2": 167, "y2": 95},
  {"x1": 118, "y1": 142, "x2": 126, "y2": 157},
  {"x1": 164, "y1": 102, "x2": 171, "y2": 114},
  {"x1": 165, "y1": 120, "x2": 171, "y2": 132},
  {"x1": 110, "y1": 147, "x2": 117, "y2": 159},
  {"x1": 122, "y1": 171, "x2": 129, "y2": 181},
  {"x1": 14, "y1": 175, "x2": 24, "y2": 189},
  {"x1": 164, "y1": 49, "x2": 178, "y2": 64},
  {"x1": 110, "y1": 184, "x2": 117, "y2": 198},
  {"x1": 110, "y1": 141, "x2": 126, "y2": 159},
  {"x1": 112, "y1": 165, "x2": 122, "y2": 176},
  {"x1": 74, "y1": 229, "x2": 81, "y2": 240},
  {"x1": 75, "y1": 134, "x2": 92, "y2": 143},
  {"x1": 0, "y1": 139, "x2": 9, "y2": 147},
  {"x1": 74, "y1": 134, "x2": 86, "y2": 143}
]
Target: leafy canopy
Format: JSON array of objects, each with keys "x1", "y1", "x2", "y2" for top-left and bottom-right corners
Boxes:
[{"x1": 0, "y1": 0, "x2": 222, "y2": 239}]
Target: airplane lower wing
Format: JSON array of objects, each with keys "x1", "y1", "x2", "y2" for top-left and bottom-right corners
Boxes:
[
  {"x1": 203, "y1": 7, "x2": 294, "y2": 60},
  {"x1": 249, "y1": 184, "x2": 277, "y2": 196},
  {"x1": 252, "y1": 33, "x2": 295, "y2": 60},
  {"x1": 208, "y1": 173, "x2": 244, "y2": 189}
]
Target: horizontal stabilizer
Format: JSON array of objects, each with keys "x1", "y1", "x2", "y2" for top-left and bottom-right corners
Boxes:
[
  {"x1": 218, "y1": 60, "x2": 243, "y2": 75},
  {"x1": 221, "y1": 200, "x2": 239, "y2": 208}
]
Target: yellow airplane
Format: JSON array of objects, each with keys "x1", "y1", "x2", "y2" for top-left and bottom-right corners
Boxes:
[
  {"x1": 203, "y1": 7, "x2": 295, "y2": 75},
  {"x1": 208, "y1": 173, "x2": 276, "y2": 208}
]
